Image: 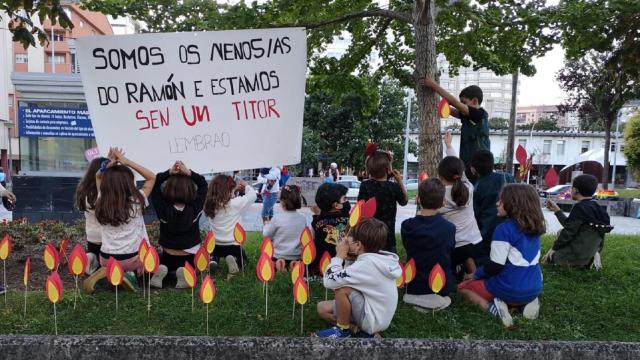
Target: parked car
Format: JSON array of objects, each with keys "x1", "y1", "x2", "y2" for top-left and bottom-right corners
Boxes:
[
  {"x1": 338, "y1": 175, "x2": 359, "y2": 182},
  {"x1": 404, "y1": 179, "x2": 419, "y2": 191},
  {"x1": 337, "y1": 180, "x2": 361, "y2": 203},
  {"x1": 538, "y1": 184, "x2": 572, "y2": 199}
]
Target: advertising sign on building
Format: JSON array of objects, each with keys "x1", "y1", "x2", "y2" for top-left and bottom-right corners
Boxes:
[{"x1": 18, "y1": 106, "x2": 95, "y2": 138}]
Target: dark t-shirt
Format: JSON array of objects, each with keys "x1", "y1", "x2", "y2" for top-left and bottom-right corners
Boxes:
[
  {"x1": 358, "y1": 179, "x2": 408, "y2": 252},
  {"x1": 310, "y1": 210, "x2": 349, "y2": 273},
  {"x1": 459, "y1": 106, "x2": 490, "y2": 169}
]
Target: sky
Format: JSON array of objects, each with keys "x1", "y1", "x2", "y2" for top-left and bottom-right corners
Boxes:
[{"x1": 519, "y1": 45, "x2": 567, "y2": 106}]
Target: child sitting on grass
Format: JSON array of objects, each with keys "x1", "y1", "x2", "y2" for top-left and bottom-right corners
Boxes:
[
  {"x1": 458, "y1": 184, "x2": 544, "y2": 328},
  {"x1": 263, "y1": 185, "x2": 308, "y2": 271},
  {"x1": 310, "y1": 183, "x2": 350, "y2": 275},
  {"x1": 401, "y1": 178, "x2": 456, "y2": 311},
  {"x1": 542, "y1": 174, "x2": 612, "y2": 267},
  {"x1": 314, "y1": 217, "x2": 402, "y2": 338}
]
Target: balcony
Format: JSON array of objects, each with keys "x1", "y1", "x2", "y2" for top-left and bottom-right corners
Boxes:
[{"x1": 44, "y1": 41, "x2": 70, "y2": 53}]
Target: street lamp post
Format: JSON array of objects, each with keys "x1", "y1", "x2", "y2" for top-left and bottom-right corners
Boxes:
[
  {"x1": 402, "y1": 96, "x2": 411, "y2": 184},
  {"x1": 611, "y1": 111, "x2": 621, "y2": 187},
  {"x1": 526, "y1": 121, "x2": 536, "y2": 184}
]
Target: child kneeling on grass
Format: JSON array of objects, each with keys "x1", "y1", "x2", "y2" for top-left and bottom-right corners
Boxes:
[
  {"x1": 314, "y1": 218, "x2": 402, "y2": 338},
  {"x1": 458, "y1": 184, "x2": 544, "y2": 328}
]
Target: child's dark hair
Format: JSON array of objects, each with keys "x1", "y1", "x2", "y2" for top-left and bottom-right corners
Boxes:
[
  {"x1": 572, "y1": 174, "x2": 598, "y2": 197},
  {"x1": 280, "y1": 185, "x2": 302, "y2": 211},
  {"x1": 418, "y1": 178, "x2": 445, "y2": 210},
  {"x1": 352, "y1": 217, "x2": 387, "y2": 253},
  {"x1": 459, "y1": 85, "x2": 483, "y2": 104},
  {"x1": 203, "y1": 174, "x2": 235, "y2": 219},
  {"x1": 75, "y1": 157, "x2": 108, "y2": 211},
  {"x1": 366, "y1": 151, "x2": 391, "y2": 179},
  {"x1": 163, "y1": 175, "x2": 196, "y2": 204},
  {"x1": 470, "y1": 150, "x2": 494, "y2": 177},
  {"x1": 95, "y1": 165, "x2": 146, "y2": 227},
  {"x1": 499, "y1": 184, "x2": 546, "y2": 236},
  {"x1": 438, "y1": 156, "x2": 468, "y2": 207},
  {"x1": 315, "y1": 183, "x2": 347, "y2": 212}
]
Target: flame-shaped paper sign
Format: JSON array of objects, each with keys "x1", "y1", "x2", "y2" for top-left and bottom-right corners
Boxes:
[
  {"x1": 194, "y1": 246, "x2": 210, "y2": 273},
  {"x1": 516, "y1": 144, "x2": 528, "y2": 166},
  {"x1": 183, "y1": 261, "x2": 197, "y2": 288},
  {"x1": 58, "y1": 239, "x2": 69, "y2": 261},
  {"x1": 259, "y1": 237, "x2": 274, "y2": 258},
  {"x1": 106, "y1": 257, "x2": 124, "y2": 286},
  {"x1": 290, "y1": 261, "x2": 305, "y2": 284},
  {"x1": 419, "y1": 171, "x2": 429, "y2": 183},
  {"x1": 361, "y1": 197, "x2": 377, "y2": 219},
  {"x1": 319, "y1": 251, "x2": 332, "y2": 276},
  {"x1": 299, "y1": 227, "x2": 313, "y2": 247},
  {"x1": 23, "y1": 257, "x2": 31, "y2": 287},
  {"x1": 199, "y1": 275, "x2": 216, "y2": 304},
  {"x1": 293, "y1": 278, "x2": 309, "y2": 305},
  {"x1": 204, "y1": 231, "x2": 216, "y2": 254},
  {"x1": 45, "y1": 271, "x2": 64, "y2": 304},
  {"x1": 256, "y1": 253, "x2": 275, "y2": 283},
  {"x1": 395, "y1": 261, "x2": 405, "y2": 288},
  {"x1": 404, "y1": 258, "x2": 417, "y2": 285},
  {"x1": 43, "y1": 243, "x2": 60, "y2": 271},
  {"x1": 0, "y1": 234, "x2": 11, "y2": 260},
  {"x1": 143, "y1": 246, "x2": 160, "y2": 274},
  {"x1": 67, "y1": 244, "x2": 88, "y2": 276},
  {"x1": 545, "y1": 167, "x2": 559, "y2": 188},
  {"x1": 349, "y1": 200, "x2": 364, "y2": 227},
  {"x1": 428, "y1": 263, "x2": 446, "y2": 294},
  {"x1": 233, "y1": 223, "x2": 246, "y2": 246},
  {"x1": 438, "y1": 98, "x2": 450, "y2": 118},
  {"x1": 138, "y1": 239, "x2": 150, "y2": 263},
  {"x1": 301, "y1": 242, "x2": 317, "y2": 266}
]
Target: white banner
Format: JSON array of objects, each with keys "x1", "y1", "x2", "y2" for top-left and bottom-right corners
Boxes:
[{"x1": 77, "y1": 28, "x2": 306, "y2": 174}]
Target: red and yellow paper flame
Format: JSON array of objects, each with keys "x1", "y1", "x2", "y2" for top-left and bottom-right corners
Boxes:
[
  {"x1": 183, "y1": 261, "x2": 197, "y2": 289},
  {"x1": 299, "y1": 227, "x2": 312, "y2": 247},
  {"x1": 106, "y1": 257, "x2": 124, "y2": 286},
  {"x1": 349, "y1": 200, "x2": 364, "y2": 227},
  {"x1": 290, "y1": 261, "x2": 304, "y2": 284},
  {"x1": 45, "y1": 271, "x2": 63, "y2": 304},
  {"x1": 259, "y1": 237, "x2": 274, "y2": 258},
  {"x1": 194, "y1": 246, "x2": 210, "y2": 273},
  {"x1": 0, "y1": 234, "x2": 11, "y2": 260},
  {"x1": 143, "y1": 246, "x2": 160, "y2": 274},
  {"x1": 199, "y1": 275, "x2": 216, "y2": 304},
  {"x1": 233, "y1": 223, "x2": 246, "y2": 246},
  {"x1": 67, "y1": 244, "x2": 87, "y2": 277},
  {"x1": 138, "y1": 239, "x2": 150, "y2": 263},
  {"x1": 256, "y1": 253, "x2": 275, "y2": 283},
  {"x1": 43, "y1": 243, "x2": 60, "y2": 272},
  {"x1": 438, "y1": 98, "x2": 450, "y2": 118},
  {"x1": 428, "y1": 263, "x2": 446, "y2": 294},
  {"x1": 404, "y1": 258, "x2": 416, "y2": 285},
  {"x1": 301, "y1": 242, "x2": 316, "y2": 266},
  {"x1": 361, "y1": 198, "x2": 377, "y2": 219},
  {"x1": 419, "y1": 171, "x2": 429, "y2": 183},
  {"x1": 293, "y1": 278, "x2": 309, "y2": 305},
  {"x1": 395, "y1": 261, "x2": 405, "y2": 288},
  {"x1": 319, "y1": 251, "x2": 331, "y2": 276},
  {"x1": 23, "y1": 257, "x2": 31, "y2": 287},
  {"x1": 204, "y1": 231, "x2": 215, "y2": 254}
]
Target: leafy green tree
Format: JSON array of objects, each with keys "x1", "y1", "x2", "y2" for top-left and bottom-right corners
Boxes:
[
  {"x1": 623, "y1": 114, "x2": 640, "y2": 180},
  {"x1": 516, "y1": 117, "x2": 560, "y2": 131},
  {"x1": 489, "y1": 117, "x2": 508, "y2": 130},
  {"x1": 1, "y1": 0, "x2": 73, "y2": 49}
]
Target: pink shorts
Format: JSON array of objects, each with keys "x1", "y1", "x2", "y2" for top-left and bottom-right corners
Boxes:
[
  {"x1": 100, "y1": 255, "x2": 143, "y2": 276},
  {"x1": 458, "y1": 279, "x2": 494, "y2": 302}
]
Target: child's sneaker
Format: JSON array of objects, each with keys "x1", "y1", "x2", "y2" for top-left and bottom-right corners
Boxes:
[
  {"x1": 226, "y1": 255, "x2": 239, "y2": 279},
  {"x1": 122, "y1": 271, "x2": 138, "y2": 292},
  {"x1": 523, "y1": 297, "x2": 540, "y2": 320},
  {"x1": 150, "y1": 264, "x2": 168, "y2": 288},
  {"x1": 312, "y1": 326, "x2": 352, "y2": 338},
  {"x1": 488, "y1": 298, "x2": 513, "y2": 328},
  {"x1": 275, "y1": 259, "x2": 286, "y2": 272},
  {"x1": 83, "y1": 266, "x2": 106, "y2": 294},
  {"x1": 175, "y1": 267, "x2": 189, "y2": 289},
  {"x1": 86, "y1": 253, "x2": 99, "y2": 275}
]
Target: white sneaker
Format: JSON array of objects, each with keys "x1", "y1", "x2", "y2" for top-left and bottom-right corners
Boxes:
[
  {"x1": 175, "y1": 267, "x2": 188, "y2": 289},
  {"x1": 86, "y1": 253, "x2": 99, "y2": 275},
  {"x1": 489, "y1": 298, "x2": 513, "y2": 328},
  {"x1": 150, "y1": 264, "x2": 168, "y2": 288},
  {"x1": 226, "y1": 255, "x2": 239, "y2": 278},
  {"x1": 523, "y1": 298, "x2": 540, "y2": 320}
]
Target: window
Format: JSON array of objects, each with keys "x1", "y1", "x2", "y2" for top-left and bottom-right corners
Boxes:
[
  {"x1": 557, "y1": 140, "x2": 565, "y2": 156},
  {"x1": 48, "y1": 55, "x2": 65, "y2": 64},
  {"x1": 581, "y1": 141, "x2": 590, "y2": 153},
  {"x1": 610, "y1": 141, "x2": 617, "y2": 152},
  {"x1": 543, "y1": 140, "x2": 552, "y2": 155},
  {"x1": 518, "y1": 139, "x2": 527, "y2": 148},
  {"x1": 71, "y1": 53, "x2": 79, "y2": 74},
  {"x1": 51, "y1": 32, "x2": 64, "y2": 41},
  {"x1": 15, "y1": 53, "x2": 28, "y2": 63}
]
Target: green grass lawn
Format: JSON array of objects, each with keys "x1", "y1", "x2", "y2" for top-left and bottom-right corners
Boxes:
[
  {"x1": 407, "y1": 189, "x2": 417, "y2": 200},
  {"x1": 616, "y1": 188, "x2": 640, "y2": 199},
  {"x1": 2, "y1": 233, "x2": 640, "y2": 340}
]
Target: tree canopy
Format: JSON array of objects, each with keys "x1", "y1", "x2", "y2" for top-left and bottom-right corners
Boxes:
[
  {"x1": 623, "y1": 114, "x2": 640, "y2": 180},
  {"x1": 0, "y1": 0, "x2": 73, "y2": 49}
]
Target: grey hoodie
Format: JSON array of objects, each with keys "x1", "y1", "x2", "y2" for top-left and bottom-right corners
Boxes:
[{"x1": 323, "y1": 251, "x2": 402, "y2": 334}]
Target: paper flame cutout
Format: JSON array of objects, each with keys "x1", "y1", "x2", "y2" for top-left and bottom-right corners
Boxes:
[
  {"x1": 419, "y1": 171, "x2": 429, "y2": 183},
  {"x1": 319, "y1": 251, "x2": 332, "y2": 276},
  {"x1": 199, "y1": 275, "x2": 216, "y2": 304},
  {"x1": 106, "y1": 257, "x2": 124, "y2": 286},
  {"x1": 429, "y1": 263, "x2": 446, "y2": 294},
  {"x1": 516, "y1": 144, "x2": 528, "y2": 166},
  {"x1": 183, "y1": 261, "x2": 197, "y2": 289},
  {"x1": 143, "y1": 246, "x2": 159, "y2": 274},
  {"x1": 349, "y1": 200, "x2": 364, "y2": 227},
  {"x1": 361, "y1": 198, "x2": 377, "y2": 219},
  {"x1": 299, "y1": 227, "x2": 312, "y2": 247},
  {"x1": 395, "y1": 261, "x2": 405, "y2": 288},
  {"x1": 43, "y1": 243, "x2": 60, "y2": 271},
  {"x1": 256, "y1": 253, "x2": 275, "y2": 283},
  {"x1": 293, "y1": 278, "x2": 309, "y2": 305},
  {"x1": 59, "y1": 239, "x2": 69, "y2": 262},
  {"x1": 194, "y1": 246, "x2": 210, "y2": 273},
  {"x1": 290, "y1": 261, "x2": 305, "y2": 284},
  {"x1": 0, "y1": 234, "x2": 11, "y2": 260},
  {"x1": 233, "y1": 223, "x2": 246, "y2": 246},
  {"x1": 259, "y1": 237, "x2": 274, "y2": 258},
  {"x1": 438, "y1": 98, "x2": 450, "y2": 118},
  {"x1": 404, "y1": 258, "x2": 416, "y2": 284},
  {"x1": 545, "y1": 167, "x2": 559, "y2": 188},
  {"x1": 45, "y1": 271, "x2": 63, "y2": 304},
  {"x1": 23, "y1": 257, "x2": 31, "y2": 287},
  {"x1": 138, "y1": 239, "x2": 150, "y2": 263},
  {"x1": 301, "y1": 242, "x2": 316, "y2": 266},
  {"x1": 204, "y1": 231, "x2": 216, "y2": 254},
  {"x1": 68, "y1": 244, "x2": 87, "y2": 276}
]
